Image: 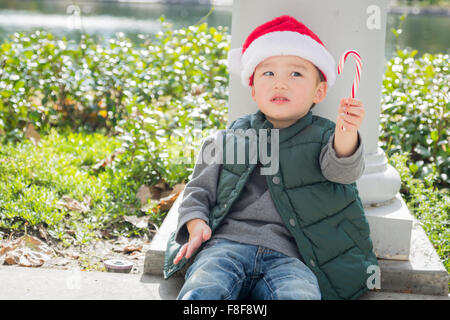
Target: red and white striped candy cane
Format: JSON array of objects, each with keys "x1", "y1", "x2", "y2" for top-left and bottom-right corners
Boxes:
[
  {"x1": 337, "y1": 50, "x2": 362, "y2": 131},
  {"x1": 337, "y1": 50, "x2": 362, "y2": 99}
]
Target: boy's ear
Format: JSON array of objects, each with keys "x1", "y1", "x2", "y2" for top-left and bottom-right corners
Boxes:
[
  {"x1": 251, "y1": 86, "x2": 256, "y2": 101},
  {"x1": 313, "y1": 82, "x2": 328, "y2": 104}
]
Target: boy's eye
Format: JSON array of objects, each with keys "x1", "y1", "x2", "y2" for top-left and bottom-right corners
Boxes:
[
  {"x1": 291, "y1": 71, "x2": 302, "y2": 77},
  {"x1": 263, "y1": 71, "x2": 274, "y2": 76}
]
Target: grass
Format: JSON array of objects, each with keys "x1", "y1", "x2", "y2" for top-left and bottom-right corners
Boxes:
[{"x1": 0, "y1": 127, "x2": 161, "y2": 247}]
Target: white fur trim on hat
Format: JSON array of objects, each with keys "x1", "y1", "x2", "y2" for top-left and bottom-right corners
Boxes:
[
  {"x1": 232, "y1": 31, "x2": 336, "y2": 88},
  {"x1": 227, "y1": 47, "x2": 242, "y2": 76}
]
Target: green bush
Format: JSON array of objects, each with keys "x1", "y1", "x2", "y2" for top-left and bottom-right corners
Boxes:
[
  {"x1": 0, "y1": 17, "x2": 230, "y2": 187},
  {"x1": 388, "y1": 152, "x2": 449, "y2": 286},
  {"x1": 114, "y1": 18, "x2": 230, "y2": 187},
  {"x1": 396, "y1": 0, "x2": 450, "y2": 7},
  {"x1": 379, "y1": 49, "x2": 449, "y2": 189},
  {"x1": 0, "y1": 17, "x2": 229, "y2": 135}
]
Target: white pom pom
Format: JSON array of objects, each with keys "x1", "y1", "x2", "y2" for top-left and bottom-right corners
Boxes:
[{"x1": 227, "y1": 47, "x2": 242, "y2": 75}]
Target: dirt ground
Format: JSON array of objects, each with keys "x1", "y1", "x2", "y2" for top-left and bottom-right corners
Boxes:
[{"x1": 0, "y1": 232, "x2": 154, "y2": 274}]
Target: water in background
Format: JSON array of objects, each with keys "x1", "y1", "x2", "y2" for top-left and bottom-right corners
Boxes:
[{"x1": 0, "y1": 0, "x2": 448, "y2": 60}]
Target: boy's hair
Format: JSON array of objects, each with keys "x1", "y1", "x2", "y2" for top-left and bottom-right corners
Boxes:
[{"x1": 310, "y1": 66, "x2": 326, "y2": 111}]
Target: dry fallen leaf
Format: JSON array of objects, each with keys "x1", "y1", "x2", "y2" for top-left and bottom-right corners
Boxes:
[
  {"x1": 123, "y1": 215, "x2": 149, "y2": 229},
  {"x1": 149, "y1": 186, "x2": 162, "y2": 199},
  {"x1": 139, "y1": 182, "x2": 186, "y2": 213},
  {"x1": 64, "y1": 250, "x2": 80, "y2": 259},
  {"x1": 92, "y1": 147, "x2": 126, "y2": 171},
  {"x1": 159, "y1": 183, "x2": 185, "y2": 199},
  {"x1": 50, "y1": 257, "x2": 71, "y2": 266},
  {"x1": 123, "y1": 245, "x2": 142, "y2": 254},
  {"x1": 172, "y1": 183, "x2": 186, "y2": 194},
  {"x1": 111, "y1": 237, "x2": 143, "y2": 254},
  {"x1": 56, "y1": 195, "x2": 90, "y2": 213},
  {"x1": 156, "y1": 183, "x2": 185, "y2": 212},
  {"x1": 6, "y1": 248, "x2": 48, "y2": 267},
  {"x1": 136, "y1": 185, "x2": 151, "y2": 206},
  {"x1": 38, "y1": 224, "x2": 48, "y2": 242},
  {"x1": 0, "y1": 235, "x2": 55, "y2": 267},
  {"x1": 153, "y1": 179, "x2": 167, "y2": 190}
]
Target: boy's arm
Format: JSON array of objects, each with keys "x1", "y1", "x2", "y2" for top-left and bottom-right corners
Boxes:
[
  {"x1": 175, "y1": 131, "x2": 223, "y2": 244},
  {"x1": 319, "y1": 97, "x2": 365, "y2": 184},
  {"x1": 319, "y1": 130, "x2": 365, "y2": 184}
]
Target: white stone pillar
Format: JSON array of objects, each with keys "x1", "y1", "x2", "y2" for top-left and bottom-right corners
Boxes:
[{"x1": 227, "y1": 0, "x2": 412, "y2": 260}]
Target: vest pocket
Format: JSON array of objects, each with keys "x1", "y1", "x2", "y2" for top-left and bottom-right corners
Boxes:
[{"x1": 339, "y1": 219, "x2": 372, "y2": 253}]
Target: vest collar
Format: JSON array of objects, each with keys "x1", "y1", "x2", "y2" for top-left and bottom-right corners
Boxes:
[{"x1": 250, "y1": 110, "x2": 313, "y2": 144}]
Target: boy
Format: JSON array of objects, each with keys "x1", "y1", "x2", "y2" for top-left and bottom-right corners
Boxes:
[{"x1": 163, "y1": 15, "x2": 378, "y2": 300}]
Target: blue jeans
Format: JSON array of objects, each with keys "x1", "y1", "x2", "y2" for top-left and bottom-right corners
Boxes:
[{"x1": 176, "y1": 238, "x2": 321, "y2": 300}]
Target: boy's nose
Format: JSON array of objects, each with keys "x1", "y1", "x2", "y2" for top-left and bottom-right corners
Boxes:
[{"x1": 273, "y1": 78, "x2": 288, "y2": 90}]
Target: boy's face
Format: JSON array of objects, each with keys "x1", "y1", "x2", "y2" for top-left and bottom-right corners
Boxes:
[{"x1": 251, "y1": 55, "x2": 327, "y2": 129}]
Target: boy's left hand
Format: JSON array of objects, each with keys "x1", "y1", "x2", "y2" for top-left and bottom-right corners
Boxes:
[{"x1": 337, "y1": 98, "x2": 365, "y2": 133}]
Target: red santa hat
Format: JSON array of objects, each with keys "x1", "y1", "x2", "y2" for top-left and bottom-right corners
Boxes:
[{"x1": 228, "y1": 15, "x2": 336, "y2": 88}]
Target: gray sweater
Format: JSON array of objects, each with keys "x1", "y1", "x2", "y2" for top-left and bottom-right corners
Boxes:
[{"x1": 175, "y1": 128, "x2": 365, "y2": 262}]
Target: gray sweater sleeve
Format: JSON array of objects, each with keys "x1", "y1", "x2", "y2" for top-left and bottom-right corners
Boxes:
[
  {"x1": 175, "y1": 131, "x2": 223, "y2": 245},
  {"x1": 319, "y1": 131, "x2": 365, "y2": 184}
]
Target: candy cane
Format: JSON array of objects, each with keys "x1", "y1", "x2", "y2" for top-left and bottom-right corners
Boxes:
[
  {"x1": 337, "y1": 50, "x2": 362, "y2": 131},
  {"x1": 338, "y1": 50, "x2": 362, "y2": 98}
]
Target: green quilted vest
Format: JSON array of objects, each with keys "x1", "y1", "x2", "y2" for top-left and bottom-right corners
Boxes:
[{"x1": 164, "y1": 110, "x2": 378, "y2": 300}]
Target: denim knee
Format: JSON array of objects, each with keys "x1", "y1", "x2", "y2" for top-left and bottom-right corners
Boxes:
[
  {"x1": 250, "y1": 251, "x2": 322, "y2": 300},
  {"x1": 176, "y1": 241, "x2": 245, "y2": 300}
]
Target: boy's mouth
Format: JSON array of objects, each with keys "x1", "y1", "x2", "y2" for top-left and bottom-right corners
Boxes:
[{"x1": 270, "y1": 95, "x2": 290, "y2": 104}]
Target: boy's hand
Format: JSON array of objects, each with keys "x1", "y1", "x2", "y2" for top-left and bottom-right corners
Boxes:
[
  {"x1": 173, "y1": 218, "x2": 212, "y2": 265},
  {"x1": 334, "y1": 98, "x2": 365, "y2": 158},
  {"x1": 337, "y1": 98, "x2": 365, "y2": 133}
]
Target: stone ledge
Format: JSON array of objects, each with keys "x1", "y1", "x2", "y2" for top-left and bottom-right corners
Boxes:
[
  {"x1": 0, "y1": 265, "x2": 185, "y2": 300},
  {"x1": 0, "y1": 264, "x2": 447, "y2": 300},
  {"x1": 144, "y1": 191, "x2": 186, "y2": 276},
  {"x1": 377, "y1": 216, "x2": 449, "y2": 296},
  {"x1": 364, "y1": 193, "x2": 413, "y2": 260},
  {"x1": 359, "y1": 291, "x2": 450, "y2": 300}
]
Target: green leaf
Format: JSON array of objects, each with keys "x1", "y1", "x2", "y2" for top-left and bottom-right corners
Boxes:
[
  {"x1": 14, "y1": 80, "x2": 25, "y2": 91},
  {"x1": 0, "y1": 90, "x2": 12, "y2": 98},
  {"x1": 23, "y1": 50, "x2": 33, "y2": 59},
  {"x1": 430, "y1": 131, "x2": 439, "y2": 142},
  {"x1": 415, "y1": 145, "x2": 431, "y2": 158},
  {"x1": 409, "y1": 163, "x2": 419, "y2": 174},
  {"x1": 391, "y1": 28, "x2": 398, "y2": 37}
]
